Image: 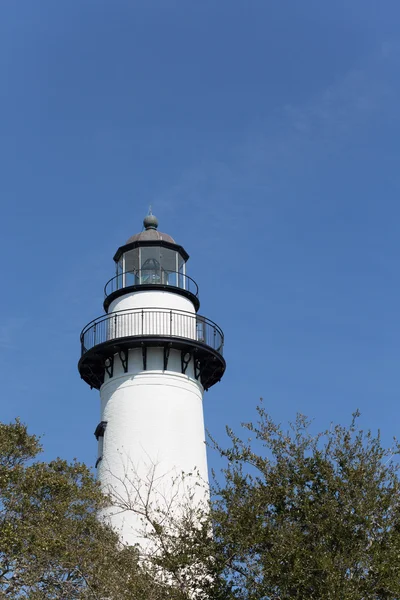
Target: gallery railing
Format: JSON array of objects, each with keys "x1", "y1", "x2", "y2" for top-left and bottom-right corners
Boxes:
[
  {"x1": 80, "y1": 307, "x2": 224, "y2": 356},
  {"x1": 104, "y1": 270, "x2": 199, "y2": 298}
]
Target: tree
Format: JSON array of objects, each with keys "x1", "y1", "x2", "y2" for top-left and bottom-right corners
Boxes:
[
  {"x1": 0, "y1": 419, "x2": 186, "y2": 599},
  {"x1": 148, "y1": 403, "x2": 400, "y2": 599},
  {"x1": 5, "y1": 406, "x2": 400, "y2": 600}
]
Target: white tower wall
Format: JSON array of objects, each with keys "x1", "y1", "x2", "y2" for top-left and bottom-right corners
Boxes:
[
  {"x1": 98, "y1": 291, "x2": 208, "y2": 547},
  {"x1": 106, "y1": 291, "x2": 197, "y2": 345},
  {"x1": 109, "y1": 289, "x2": 195, "y2": 314}
]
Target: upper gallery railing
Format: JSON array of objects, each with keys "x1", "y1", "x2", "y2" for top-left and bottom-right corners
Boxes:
[{"x1": 104, "y1": 270, "x2": 199, "y2": 299}]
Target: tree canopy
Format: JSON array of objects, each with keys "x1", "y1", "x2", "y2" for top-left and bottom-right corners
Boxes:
[
  {"x1": 2, "y1": 406, "x2": 400, "y2": 600},
  {"x1": 0, "y1": 419, "x2": 184, "y2": 599},
  {"x1": 212, "y1": 406, "x2": 400, "y2": 599},
  {"x1": 148, "y1": 404, "x2": 400, "y2": 599}
]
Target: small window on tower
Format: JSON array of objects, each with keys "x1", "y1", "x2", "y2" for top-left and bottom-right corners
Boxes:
[
  {"x1": 94, "y1": 421, "x2": 107, "y2": 469},
  {"x1": 94, "y1": 421, "x2": 107, "y2": 440}
]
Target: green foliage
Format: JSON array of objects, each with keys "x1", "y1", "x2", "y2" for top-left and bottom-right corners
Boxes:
[
  {"x1": 3, "y1": 407, "x2": 400, "y2": 600},
  {"x1": 0, "y1": 420, "x2": 110, "y2": 597},
  {"x1": 0, "y1": 420, "x2": 184, "y2": 599},
  {"x1": 205, "y1": 404, "x2": 400, "y2": 599}
]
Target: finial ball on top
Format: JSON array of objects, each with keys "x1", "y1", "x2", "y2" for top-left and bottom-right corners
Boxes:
[{"x1": 143, "y1": 213, "x2": 158, "y2": 230}]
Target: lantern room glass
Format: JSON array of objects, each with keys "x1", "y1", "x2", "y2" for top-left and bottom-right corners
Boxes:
[{"x1": 116, "y1": 246, "x2": 186, "y2": 290}]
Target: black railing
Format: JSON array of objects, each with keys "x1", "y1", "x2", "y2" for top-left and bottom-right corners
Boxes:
[
  {"x1": 104, "y1": 270, "x2": 199, "y2": 299},
  {"x1": 80, "y1": 308, "x2": 224, "y2": 356}
]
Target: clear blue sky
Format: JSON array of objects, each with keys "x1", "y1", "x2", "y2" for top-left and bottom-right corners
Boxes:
[{"x1": 1, "y1": 1, "x2": 400, "y2": 469}]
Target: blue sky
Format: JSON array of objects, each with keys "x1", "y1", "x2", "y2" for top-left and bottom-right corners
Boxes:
[{"x1": 1, "y1": 0, "x2": 400, "y2": 469}]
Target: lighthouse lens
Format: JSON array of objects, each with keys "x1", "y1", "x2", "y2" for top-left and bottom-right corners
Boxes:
[{"x1": 141, "y1": 257, "x2": 163, "y2": 284}]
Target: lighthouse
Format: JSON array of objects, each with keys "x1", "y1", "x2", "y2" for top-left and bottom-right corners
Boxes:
[{"x1": 78, "y1": 213, "x2": 226, "y2": 546}]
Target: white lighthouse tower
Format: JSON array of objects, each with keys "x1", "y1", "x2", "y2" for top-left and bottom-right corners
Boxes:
[{"x1": 78, "y1": 213, "x2": 226, "y2": 546}]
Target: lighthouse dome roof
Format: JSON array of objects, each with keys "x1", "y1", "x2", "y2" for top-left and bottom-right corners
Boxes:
[
  {"x1": 125, "y1": 212, "x2": 176, "y2": 245},
  {"x1": 126, "y1": 229, "x2": 176, "y2": 244}
]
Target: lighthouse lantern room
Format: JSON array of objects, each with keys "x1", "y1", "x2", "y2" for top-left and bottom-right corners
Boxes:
[{"x1": 78, "y1": 213, "x2": 226, "y2": 545}]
